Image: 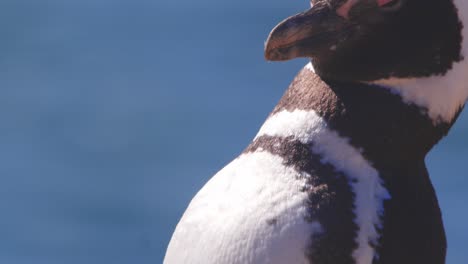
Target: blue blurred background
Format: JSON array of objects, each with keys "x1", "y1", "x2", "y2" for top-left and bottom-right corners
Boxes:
[{"x1": 0, "y1": 0, "x2": 466, "y2": 263}]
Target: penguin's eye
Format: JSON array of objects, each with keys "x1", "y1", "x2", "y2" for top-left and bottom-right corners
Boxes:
[{"x1": 377, "y1": 0, "x2": 403, "y2": 10}]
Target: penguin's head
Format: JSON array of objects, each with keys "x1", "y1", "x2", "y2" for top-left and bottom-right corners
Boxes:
[{"x1": 265, "y1": 0, "x2": 464, "y2": 82}]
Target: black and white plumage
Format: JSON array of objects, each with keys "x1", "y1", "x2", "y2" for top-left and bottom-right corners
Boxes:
[{"x1": 165, "y1": 0, "x2": 467, "y2": 263}]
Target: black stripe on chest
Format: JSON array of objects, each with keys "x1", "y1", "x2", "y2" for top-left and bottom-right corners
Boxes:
[
  {"x1": 244, "y1": 135, "x2": 359, "y2": 264},
  {"x1": 266, "y1": 69, "x2": 460, "y2": 263}
]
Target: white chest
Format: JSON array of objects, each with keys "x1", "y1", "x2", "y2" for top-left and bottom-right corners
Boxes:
[{"x1": 164, "y1": 151, "x2": 320, "y2": 264}]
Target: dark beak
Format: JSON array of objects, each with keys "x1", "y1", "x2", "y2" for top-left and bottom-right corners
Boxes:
[{"x1": 265, "y1": 5, "x2": 349, "y2": 61}]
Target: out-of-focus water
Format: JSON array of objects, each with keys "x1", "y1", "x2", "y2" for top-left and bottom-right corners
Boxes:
[{"x1": 0, "y1": 1, "x2": 466, "y2": 263}]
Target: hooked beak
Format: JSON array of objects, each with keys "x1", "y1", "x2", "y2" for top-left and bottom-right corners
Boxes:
[{"x1": 265, "y1": 5, "x2": 349, "y2": 61}]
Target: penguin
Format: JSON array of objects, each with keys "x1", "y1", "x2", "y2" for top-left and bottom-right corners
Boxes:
[{"x1": 165, "y1": 0, "x2": 468, "y2": 263}]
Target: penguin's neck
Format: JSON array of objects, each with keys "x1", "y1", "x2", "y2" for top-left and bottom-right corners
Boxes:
[
  {"x1": 253, "y1": 65, "x2": 459, "y2": 263},
  {"x1": 270, "y1": 66, "x2": 462, "y2": 170}
]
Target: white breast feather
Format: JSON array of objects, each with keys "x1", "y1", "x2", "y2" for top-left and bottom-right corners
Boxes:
[
  {"x1": 166, "y1": 103, "x2": 390, "y2": 264},
  {"x1": 164, "y1": 152, "x2": 321, "y2": 264}
]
